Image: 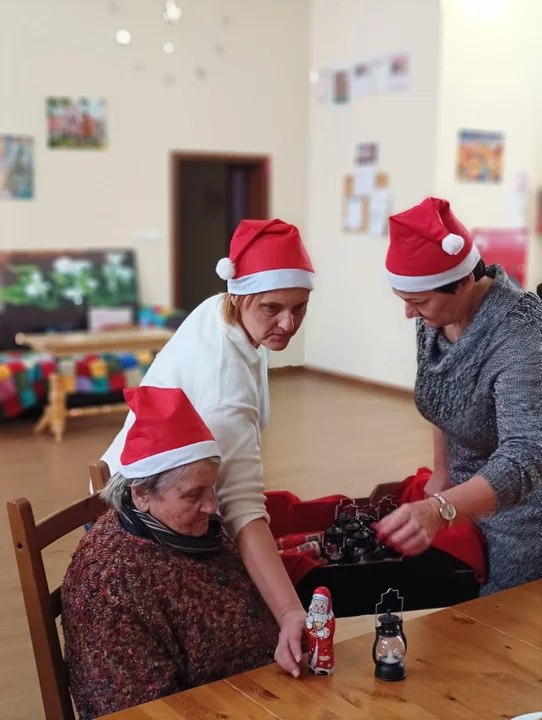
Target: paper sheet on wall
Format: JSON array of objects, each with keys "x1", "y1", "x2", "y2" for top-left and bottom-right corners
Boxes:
[
  {"x1": 387, "y1": 53, "x2": 409, "y2": 91},
  {"x1": 508, "y1": 172, "x2": 528, "y2": 228},
  {"x1": 353, "y1": 166, "x2": 376, "y2": 196},
  {"x1": 351, "y1": 59, "x2": 375, "y2": 97},
  {"x1": 345, "y1": 197, "x2": 363, "y2": 231},
  {"x1": 369, "y1": 189, "x2": 390, "y2": 235}
]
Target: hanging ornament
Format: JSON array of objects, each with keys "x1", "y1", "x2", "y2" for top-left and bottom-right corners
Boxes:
[
  {"x1": 163, "y1": 0, "x2": 182, "y2": 24},
  {"x1": 195, "y1": 67, "x2": 207, "y2": 81}
]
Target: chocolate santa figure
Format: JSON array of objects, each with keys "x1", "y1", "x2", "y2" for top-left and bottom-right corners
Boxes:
[{"x1": 305, "y1": 586, "x2": 335, "y2": 675}]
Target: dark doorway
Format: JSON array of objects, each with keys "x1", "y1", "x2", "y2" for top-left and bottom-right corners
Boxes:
[{"x1": 170, "y1": 153, "x2": 270, "y2": 311}]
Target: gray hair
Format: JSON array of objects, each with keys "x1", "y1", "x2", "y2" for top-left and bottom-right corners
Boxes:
[{"x1": 101, "y1": 457, "x2": 221, "y2": 512}]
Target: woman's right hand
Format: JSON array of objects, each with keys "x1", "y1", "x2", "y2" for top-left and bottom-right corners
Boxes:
[
  {"x1": 424, "y1": 466, "x2": 452, "y2": 497},
  {"x1": 274, "y1": 607, "x2": 306, "y2": 678}
]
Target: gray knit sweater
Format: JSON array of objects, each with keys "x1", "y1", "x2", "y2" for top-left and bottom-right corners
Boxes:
[{"x1": 415, "y1": 265, "x2": 542, "y2": 595}]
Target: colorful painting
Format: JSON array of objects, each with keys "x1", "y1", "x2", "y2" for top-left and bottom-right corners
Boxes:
[
  {"x1": 0, "y1": 135, "x2": 34, "y2": 199},
  {"x1": 457, "y1": 130, "x2": 504, "y2": 183},
  {"x1": 46, "y1": 97, "x2": 107, "y2": 149}
]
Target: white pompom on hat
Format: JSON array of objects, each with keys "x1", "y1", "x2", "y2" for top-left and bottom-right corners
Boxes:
[{"x1": 385, "y1": 197, "x2": 480, "y2": 292}]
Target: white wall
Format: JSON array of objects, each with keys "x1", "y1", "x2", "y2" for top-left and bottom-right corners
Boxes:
[
  {"x1": 435, "y1": 0, "x2": 542, "y2": 289},
  {"x1": 0, "y1": 0, "x2": 310, "y2": 366},
  {"x1": 304, "y1": 0, "x2": 441, "y2": 388}
]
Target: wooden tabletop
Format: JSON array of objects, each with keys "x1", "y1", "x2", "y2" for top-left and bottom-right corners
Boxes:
[
  {"x1": 15, "y1": 328, "x2": 173, "y2": 356},
  {"x1": 102, "y1": 581, "x2": 542, "y2": 720},
  {"x1": 452, "y1": 579, "x2": 542, "y2": 650}
]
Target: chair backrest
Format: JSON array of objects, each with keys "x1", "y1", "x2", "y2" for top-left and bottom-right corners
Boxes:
[
  {"x1": 89, "y1": 459, "x2": 111, "y2": 492},
  {"x1": 7, "y1": 493, "x2": 107, "y2": 720}
]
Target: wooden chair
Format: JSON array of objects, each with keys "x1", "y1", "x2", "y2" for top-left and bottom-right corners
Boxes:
[
  {"x1": 7, "y1": 493, "x2": 107, "y2": 720},
  {"x1": 89, "y1": 459, "x2": 111, "y2": 492}
]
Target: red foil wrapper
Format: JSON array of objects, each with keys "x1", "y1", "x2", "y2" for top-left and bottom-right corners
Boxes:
[{"x1": 276, "y1": 532, "x2": 324, "y2": 551}]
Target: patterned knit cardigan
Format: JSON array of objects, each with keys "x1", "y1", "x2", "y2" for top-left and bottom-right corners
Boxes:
[{"x1": 61, "y1": 511, "x2": 279, "y2": 720}]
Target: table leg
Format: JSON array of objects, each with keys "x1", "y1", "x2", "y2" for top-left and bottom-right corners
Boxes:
[
  {"x1": 48, "y1": 373, "x2": 67, "y2": 443},
  {"x1": 34, "y1": 407, "x2": 51, "y2": 435}
]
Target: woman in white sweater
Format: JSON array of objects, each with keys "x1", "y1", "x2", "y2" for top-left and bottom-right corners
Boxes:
[{"x1": 100, "y1": 218, "x2": 314, "y2": 678}]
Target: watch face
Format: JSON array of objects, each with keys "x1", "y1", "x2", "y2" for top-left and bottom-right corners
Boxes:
[{"x1": 441, "y1": 503, "x2": 456, "y2": 522}]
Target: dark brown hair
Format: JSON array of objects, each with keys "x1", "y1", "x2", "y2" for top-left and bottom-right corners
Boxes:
[{"x1": 435, "y1": 259, "x2": 487, "y2": 295}]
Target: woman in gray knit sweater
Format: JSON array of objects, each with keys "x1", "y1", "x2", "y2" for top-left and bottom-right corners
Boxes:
[{"x1": 375, "y1": 197, "x2": 542, "y2": 596}]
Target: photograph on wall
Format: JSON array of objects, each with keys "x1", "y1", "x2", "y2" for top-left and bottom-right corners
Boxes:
[
  {"x1": 351, "y1": 59, "x2": 376, "y2": 97},
  {"x1": 355, "y1": 142, "x2": 379, "y2": 166},
  {"x1": 456, "y1": 129, "x2": 504, "y2": 183},
  {"x1": 387, "y1": 53, "x2": 409, "y2": 91},
  {"x1": 332, "y1": 68, "x2": 351, "y2": 105},
  {"x1": 46, "y1": 97, "x2": 108, "y2": 149},
  {"x1": 0, "y1": 135, "x2": 34, "y2": 200}
]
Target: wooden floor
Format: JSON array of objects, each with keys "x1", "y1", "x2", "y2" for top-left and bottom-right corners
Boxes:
[{"x1": 0, "y1": 370, "x2": 433, "y2": 720}]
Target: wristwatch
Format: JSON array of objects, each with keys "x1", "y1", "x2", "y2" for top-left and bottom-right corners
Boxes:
[{"x1": 432, "y1": 494, "x2": 457, "y2": 527}]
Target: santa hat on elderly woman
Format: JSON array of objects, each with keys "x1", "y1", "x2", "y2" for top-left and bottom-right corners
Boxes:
[
  {"x1": 386, "y1": 197, "x2": 480, "y2": 292},
  {"x1": 216, "y1": 218, "x2": 314, "y2": 295},
  {"x1": 119, "y1": 386, "x2": 219, "y2": 479}
]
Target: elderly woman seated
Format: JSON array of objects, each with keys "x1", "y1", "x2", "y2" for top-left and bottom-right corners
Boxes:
[{"x1": 61, "y1": 386, "x2": 279, "y2": 720}]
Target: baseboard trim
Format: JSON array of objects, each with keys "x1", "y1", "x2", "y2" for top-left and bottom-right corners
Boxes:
[
  {"x1": 268, "y1": 365, "x2": 306, "y2": 376},
  {"x1": 299, "y1": 365, "x2": 414, "y2": 398}
]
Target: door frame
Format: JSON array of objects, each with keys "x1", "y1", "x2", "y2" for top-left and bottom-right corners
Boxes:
[{"x1": 170, "y1": 151, "x2": 270, "y2": 309}]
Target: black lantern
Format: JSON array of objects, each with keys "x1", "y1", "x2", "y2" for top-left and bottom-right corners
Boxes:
[{"x1": 372, "y1": 589, "x2": 407, "y2": 682}]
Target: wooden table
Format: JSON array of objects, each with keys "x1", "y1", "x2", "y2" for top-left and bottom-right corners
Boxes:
[
  {"x1": 102, "y1": 581, "x2": 542, "y2": 719},
  {"x1": 16, "y1": 328, "x2": 173, "y2": 442}
]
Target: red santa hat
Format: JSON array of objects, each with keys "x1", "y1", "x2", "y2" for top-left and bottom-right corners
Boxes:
[
  {"x1": 386, "y1": 198, "x2": 480, "y2": 292},
  {"x1": 311, "y1": 586, "x2": 332, "y2": 611},
  {"x1": 216, "y1": 218, "x2": 314, "y2": 295},
  {"x1": 119, "y1": 386, "x2": 219, "y2": 479}
]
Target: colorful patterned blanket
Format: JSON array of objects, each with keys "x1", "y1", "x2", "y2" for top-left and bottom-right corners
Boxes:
[
  {"x1": 0, "y1": 351, "x2": 156, "y2": 421},
  {"x1": 0, "y1": 305, "x2": 184, "y2": 421}
]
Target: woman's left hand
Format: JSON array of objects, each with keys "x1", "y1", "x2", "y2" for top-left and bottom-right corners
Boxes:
[{"x1": 373, "y1": 499, "x2": 445, "y2": 556}]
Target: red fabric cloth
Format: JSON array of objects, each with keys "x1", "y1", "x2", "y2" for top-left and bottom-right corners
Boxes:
[
  {"x1": 399, "y1": 468, "x2": 486, "y2": 582},
  {"x1": 265, "y1": 468, "x2": 487, "y2": 586}
]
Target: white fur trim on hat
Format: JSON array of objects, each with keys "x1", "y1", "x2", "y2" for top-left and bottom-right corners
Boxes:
[
  {"x1": 312, "y1": 593, "x2": 329, "y2": 603},
  {"x1": 227, "y1": 268, "x2": 314, "y2": 295},
  {"x1": 119, "y1": 439, "x2": 220, "y2": 479},
  {"x1": 386, "y1": 244, "x2": 480, "y2": 292},
  {"x1": 216, "y1": 258, "x2": 236, "y2": 281},
  {"x1": 441, "y1": 233, "x2": 464, "y2": 256}
]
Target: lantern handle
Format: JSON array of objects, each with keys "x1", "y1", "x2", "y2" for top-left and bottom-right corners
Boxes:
[{"x1": 374, "y1": 587, "x2": 404, "y2": 628}]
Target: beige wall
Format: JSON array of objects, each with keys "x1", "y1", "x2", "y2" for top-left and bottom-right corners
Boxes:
[
  {"x1": 435, "y1": 0, "x2": 542, "y2": 289},
  {"x1": 0, "y1": 0, "x2": 310, "y2": 366},
  {"x1": 304, "y1": 0, "x2": 441, "y2": 389}
]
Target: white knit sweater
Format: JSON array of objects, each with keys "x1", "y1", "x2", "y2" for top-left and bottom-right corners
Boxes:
[{"x1": 100, "y1": 295, "x2": 270, "y2": 538}]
